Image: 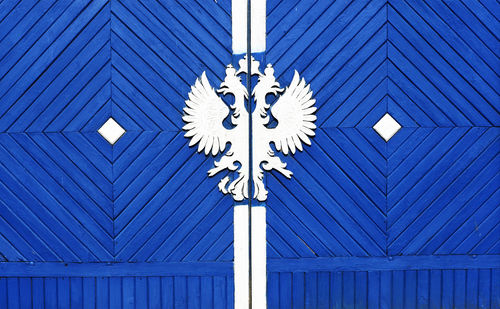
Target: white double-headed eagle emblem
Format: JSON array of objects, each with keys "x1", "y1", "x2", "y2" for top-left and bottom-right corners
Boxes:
[{"x1": 182, "y1": 56, "x2": 316, "y2": 201}]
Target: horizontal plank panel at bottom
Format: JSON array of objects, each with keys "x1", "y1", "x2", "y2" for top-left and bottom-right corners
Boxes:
[
  {"x1": 268, "y1": 268, "x2": 500, "y2": 309},
  {"x1": 0, "y1": 275, "x2": 234, "y2": 309}
]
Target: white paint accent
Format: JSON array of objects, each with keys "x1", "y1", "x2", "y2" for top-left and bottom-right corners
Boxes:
[
  {"x1": 373, "y1": 113, "x2": 402, "y2": 142},
  {"x1": 234, "y1": 205, "x2": 249, "y2": 309},
  {"x1": 232, "y1": 0, "x2": 247, "y2": 54},
  {"x1": 232, "y1": 0, "x2": 266, "y2": 54},
  {"x1": 251, "y1": 206, "x2": 266, "y2": 309},
  {"x1": 98, "y1": 117, "x2": 125, "y2": 145},
  {"x1": 251, "y1": 0, "x2": 266, "y2": 53},
  {"x1": 182, "y1": 56, "x2": 316, "y2": 202}
]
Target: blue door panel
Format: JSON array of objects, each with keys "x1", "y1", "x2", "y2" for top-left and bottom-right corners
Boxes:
[
  {"x1": 265, "y1": 0, "x2": 499, "y2": 307},
  {"x1": 265, "y1": 0, "x2": 389, "y2": 259},
  {"x1": 0, "y1": 0, "x2": 234, "y2": 307}
]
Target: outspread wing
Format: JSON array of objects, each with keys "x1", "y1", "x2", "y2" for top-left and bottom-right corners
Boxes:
[
  {"x1": 270, "y1": 71, "x2": 316, "y2": 155},
  {"x1": 182, "y1": 72, "x2": 230, "y2": 156}
]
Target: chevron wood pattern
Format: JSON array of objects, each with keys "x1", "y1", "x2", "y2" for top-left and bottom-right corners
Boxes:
[
  {"x1": 109, "y1": 0, "x2": 234, "y2": 264},
  {"x1": 265, "y1": 0, "x2": 499, "y2": 253},
  {"x1": 385, "y1": 0, "x2": 500, "y2": 259},
  {"x1": 265, "y1": 0, "x2": 499, "y2": 306},
  {"x1": 1, "y1": 0, "x2": 499, "y2": 307},
  {"x1": 266, "y1": 0, "x2": 390, "y2": 260},
  {"x1": 387, "y1": 0, "x2": 500, "y2": 128},
  {"x1": 387, "y1": 127, "x2": 500, "y2": 256},
  {"x1": 0, "y1": 1, "x2": 235, "y2": 306},
  {"x1": 0, "y1": 0, "x2": 234, "y2": 265}
]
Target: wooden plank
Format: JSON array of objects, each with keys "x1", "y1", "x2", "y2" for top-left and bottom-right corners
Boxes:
[
  {"x1": 96, "y1": 277, "x2": 109, "y2": 309},
  {"x1": 148, "y1": 277, "x2": 161, "y2": 309},
  {"x1": 0, "y1": 261, "x2": 233, "y2": 277},
  {"x1": 43, "y1": 278, "x2": 57, "y2": 309},
  {"x1": 83, "y1": 277, "x2": 96, "y2": 309},
  {"x1": 122, "y1": 277, "x2": 135, "y2": 309},
  {"x1": 267, "y1": 255, "x2": 500, "y2": 272},
  {"x1": 57, "y1": 277, "x2": 70, "y2": 309},
  {"x1": 132, "y1": 277, "x2": 147, "y2": 309},
  {"x1": 70, "y1": 277, "x2": 83, "y2": 309},
  {"x1": 367, "y1": 271, "x2": 380, "y2": 309},
  {"x1": 7, "y1": 278, "x2": 20, "y2": 309},
  {"x1": 292, "y1": 272, "x2": 305, "y2": 309}
]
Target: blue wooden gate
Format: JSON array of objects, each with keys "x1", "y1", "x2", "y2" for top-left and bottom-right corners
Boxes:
[
  {"x1": 0, "y1": 0, "x2": 235, "y2": 307},
  {"x1": 1, "y1": 0, "x2": 499, "y2": 308},
  {"x1": 263, "y1": 0, "x2": 499, "y2": 308}
]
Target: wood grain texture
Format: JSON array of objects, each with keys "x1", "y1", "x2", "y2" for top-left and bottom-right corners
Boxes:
[
  {"x1": 265, "y1": 0, "x2": 499, "y2": 307},
  {"x1": 0, "y1": 0, "x2": 234, "y2": 263},
  {"x1": 267, "y1": 269, "x2": 500, "y2": 309},
  {"x1": 0, "y1": 275, "x2": 235, "y2": 309},
  {"x1": 0, "y1": 0, "x2": 234, "y2": 307},
  {"x1": 0, "y1": 0, "x2": 499, "y2": 307}
]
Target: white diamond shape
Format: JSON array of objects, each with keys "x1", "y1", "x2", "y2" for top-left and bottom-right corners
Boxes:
[
  {"x1": 98, "y1": 118, "x2": 125, "y2": 145},
  {"x1": 373, "y1": 113, "x2": 401, "y2": 142}
]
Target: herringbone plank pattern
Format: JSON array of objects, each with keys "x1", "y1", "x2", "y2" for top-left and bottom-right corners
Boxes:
[
  {"x1": 0, "y1": 0, "x2": 234, "y2": 264},
  {"x1": 266, "y1": 0, "x2": 390, "y2": 258},
  {"x1": 388, "y1": 0, "x2": 499, "y2": 127},
  {"x1": 266, "y1": 0, "x2": 500, "y2": 261},
  {"x1": 0, "y1": 0, "x2": 498, "y2": 286},
  {"x1": 110, "y1": 0, "x2": 233, "y2": 262},
  {"x1": 0, "y1": 0, "x2": 113, "y2": 262},
  {"x1": 386, "y1": 0, "x2": 500, "y2": 257}
]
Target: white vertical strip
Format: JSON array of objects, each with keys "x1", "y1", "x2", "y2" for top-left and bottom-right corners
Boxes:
[
  {"x1": 251, "y1": 0, "x2": 266, "y2": 53},
  {"x1": 251, "y1": 206, "x2": 267, "y2": 309},
  {"x1": 232, "y1": 0, "x2": 248, "y2": 55},
  {"x1": 234, "y1": 205, "x2": 249, "y2": 309}
]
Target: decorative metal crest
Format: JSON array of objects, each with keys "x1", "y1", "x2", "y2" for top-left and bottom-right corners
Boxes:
[{"x1": 182, "y1": 56, "x2": 316, "y2": 202}]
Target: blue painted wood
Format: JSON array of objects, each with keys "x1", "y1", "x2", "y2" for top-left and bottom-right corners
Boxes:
[
  {"x1": 265, "y1": 0, "x2": 499, "y2": 307},
  {"x1": 0, "y1": 275, "x2": 234, "y2": 309},
  {"x1": 0, "y1": 0, "x2": 233, "y2": 307},
  {"x1": 267, "y1": 269, "x2": 500, "y2": 309},
  {"x1": 0, "y1": 0, "x2": 498, "y2": 307}
]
